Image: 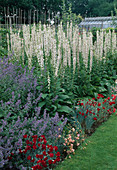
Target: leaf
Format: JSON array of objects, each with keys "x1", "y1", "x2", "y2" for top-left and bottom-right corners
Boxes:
[
  {"x1": 57, "y1": 121, "x2": 62, "y2": 126},
  {"x1": 98, "y1": 87, "x2": 107, "y2": 92},
  {"x1": 58, "y1": 106, "x2": 73, "y2": 113},
  {"x1": 38, "y1": 101, "x2": 46, "y2": 107},
  {"x1": 41, "y1": 93, "x2": 48, "y2": 99},
  {"x1": 0, "y1": 113, "x2": 4, "y2": 118},
  {"x1": 36, "y1": 86, "x2": 41, "y2": 90},
  {"x1": 65, "y1": 101, "x2": 72, "y2": 105},
  {"x1": 59, "y1": 95, "x2": 70, "y2": 100},
  {"x1": 51, "y1": 105, "x2": 57, "y2": 112}
]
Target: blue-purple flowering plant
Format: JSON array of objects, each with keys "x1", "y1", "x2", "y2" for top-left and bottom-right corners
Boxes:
[
  {"x1": 0, "y1": 56, "x2": 43, "y2": 119},
  {"x1": 0, "y1": 109, "x2": 67, "y2": 169}
]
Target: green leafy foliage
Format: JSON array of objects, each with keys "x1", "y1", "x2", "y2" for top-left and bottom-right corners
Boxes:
[{"x1": 0, "y1": 28, "x2": 9, "y2": 57}]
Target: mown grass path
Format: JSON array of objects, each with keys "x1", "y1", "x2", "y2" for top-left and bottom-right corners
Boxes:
[{"x1": 55, "y1": 114, "x2": 117, "y2": 170}]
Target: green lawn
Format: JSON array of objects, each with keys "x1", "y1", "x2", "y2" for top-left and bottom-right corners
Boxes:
[{"x1": 55, "y1": 113, "x2": 117, "y2": 170}]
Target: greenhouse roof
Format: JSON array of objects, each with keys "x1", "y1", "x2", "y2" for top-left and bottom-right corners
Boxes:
[{"x1": 79, "y1": 16, "x2": 117, "y2": 28}]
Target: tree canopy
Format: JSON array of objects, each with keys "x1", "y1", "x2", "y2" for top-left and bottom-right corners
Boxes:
[{"x1": 0, "y1": 0, "x2": 117, "y2": 20}]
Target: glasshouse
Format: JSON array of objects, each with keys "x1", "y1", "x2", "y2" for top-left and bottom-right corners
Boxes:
[{"x1": 79, "y1": 16, "x2": 117, "y2": 30}]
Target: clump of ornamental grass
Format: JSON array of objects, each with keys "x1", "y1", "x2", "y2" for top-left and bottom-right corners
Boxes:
[
  {"x1": 0, "y1": 110, "x2": 67, "y2": 169},
  {"x1": 74, "y1": 93, "x2": 117, "y2": 133},
  {"x1": 7, "y1": 135, "x2": 61, "y2": 170}
]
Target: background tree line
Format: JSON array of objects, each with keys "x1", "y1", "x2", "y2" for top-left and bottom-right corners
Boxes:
[{"x1": 0, "y1": 0, "x2": 117, "y2": 24}]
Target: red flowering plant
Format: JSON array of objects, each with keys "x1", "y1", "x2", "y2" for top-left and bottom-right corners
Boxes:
[
  {"x1": 7, "y1": 134, "x2": 61, "y2": 170},
  {"x1": 74, "y1": 93, "x2": 117, "y2": 133},
  {"x1": 110, "y1": 83, "x2": 117, "y2": 109}
]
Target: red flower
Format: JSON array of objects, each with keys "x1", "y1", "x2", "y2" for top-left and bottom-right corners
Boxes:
[
  {"x1": 43, "y1": 151, "x2": 47, "y2": 156},
  {"x1": 48, "y1": 160, "x2": 53, "y2": 165},
  {"x1": 38, "y1": 143, "x2": 41, "y2": 147},
  {"x1": 86, "y1": 109, "x2": 89, "y2": 114},
  {"x1": 42, "y1": 144, "x2": 46, "y2": 150},
  {"x1": 56, "y1": 152, "x2": 60, "y2": 157},
  {"x1": 93, "y1": 117, "x2": 97, "y2": 120},
  {"x1": 44, "y1": 157, "x2": 48, "y2": 161},
  {"x1": 79, "y1": 112, "x2": 81, "y2": 114},
  {"x1": 11, "y1": 153, "x2": 14, "y2": 156},
  {"x1": 97, "y1": 96, "x2": 100, "y2": 99},
  {"x1": 23, "y1": 149, "x2": 27, "y2": 154},
  {"x1": 53, "y1": 160, "x2": 56, "y2": 164},
  {"x1": 98, "y1": 94, "x2": 104, "y2": 98},
  {"x1": 43, "y1": 140, "x2": 47, "y2": 144},
  {"x1": 27, "y1": 155, "x2": 31, "y2": 160},
  {"x1": 32, "y1": 165, "x2": 43, "y2": 170},
  {"x1": 36, "y1": 154, "x2": 43, "y2": 159},
  {"x1": 81, "y1": 103, "x2": 84, "y2": 106},
  {"x1": 82, "y1": 113, "x2": 84, "y2": 116},
  {"x1": 93, "y1": 113, "x2": 95, "y2": 115},
  {"x1": 41, "y1": 135, "x2": 45, "y2": 139},
  {"x1": 98, "y1": 103, "x2": 101, "y2": 106},
  {"x1": 47, "y1": 144, "x2": 50, "y2": 148},
  {"x1": 49, "y1": 153, "x2": 54, "y2": 157},
  {"x1": 19, "y1": 149, "x2": 22, "y2": 153},
  {"x1": 23, "y1": 134, "x2": 27, "y2": 138},
  {"x1": 113, "y1": 108, "x2": 116, "y2": 113},
  {"x1": 39, "y1": 155, "x2": 43, "y2": 159},
  {"x1": 37, "y1": 160, "x2": 41, "y2": 163},
  {"x1": 32, "y1": 135, "x2": 38, "y2": 138},
  {"x1": 41, "y1": 160, "x2": 47, "y2": 168},
  {"x1": 107, "y1": 97, "x2": 110, "y2": 100},
  {"x1": 112, "y1": 96, "x2": 116, "y2": 100},
  {"x1": 47, "y1": 144, "x2": 52, "y2": 148},
  {"x1": 26, "y1": 145, "x2": 31, "y2": 150},
  {"x1": 49, "y1": 147, "x2": 53, "y2": 152},
  {"x1": 85, "y1": 116, "x2": 87, "y2": 118},
  {"x1": 54, "y1": 146, "x2": 58, "y2": 151},
  {"x1": 36, "y1": 154, "x2": 39, "y2": 158},
  {"x1": 33, "y1": 138, "x2": 37, "y2": 144},
  {"x1": 103, "y1": 107, "x2": 105, "y2": 109},
  {"x1": 26, "y1": 140, "x2": 30, "y2": 144},
  {"x1": 31, "y1": 159, "x2": 35, "y2": 163},
  {"x1": 8, "y1": 156, "x2": 12, "y2": 160},
  {"x1": 56, "y1": 157, "x2": 60, "y2": 162},
  {"x1": 33, "y1": 145, "x2": 37, "y2": 150},
  {"x1": 97, "y1": 114, "x2": 99, "y2": 117},
  {"x1": 97, "y1": 108, "x2": 100, "y2": 112},
  {"x1": 38, "y1": 138, "x2": 41, "y2": 142},
  {"x1": 92, "y1": 98, "x2": 95, "y2": 100}
]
